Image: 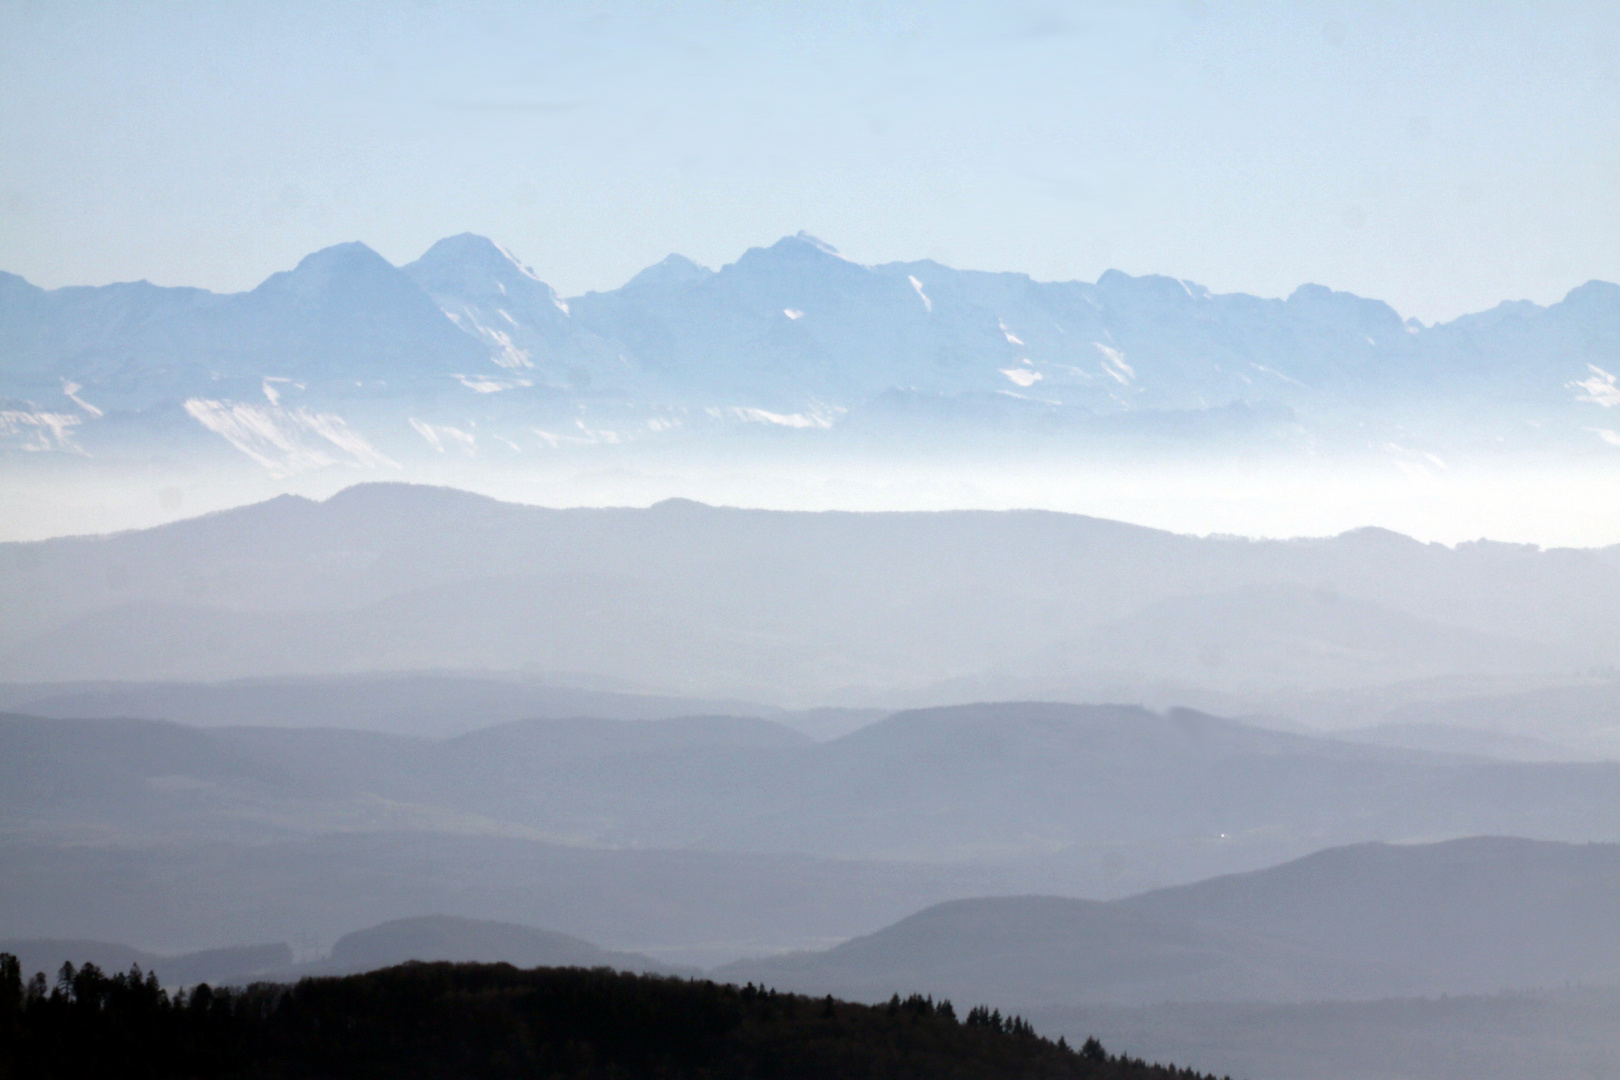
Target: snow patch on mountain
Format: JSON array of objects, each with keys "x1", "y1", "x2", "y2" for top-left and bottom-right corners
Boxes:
[
  {"x1": 0, "y1": 409, "x2": 82, "y2": 452},
  {"x1": 453, "y1": 374, "x2": 532, "y2": 394},
  {"x1": 534, "y1": 421, "x2": 623, "y2": 447},
  {"x1": 1571, "y1": 366, "x2": 1620, "y2": 408},
  {"x1": 444, "y1": 310, "x2": 534, "y2": 370},
  {"x1": 721, "y1": 404, "x2": 845, "y2": 429},
  {"x1": 1251, "y1": 363, "x2": 1304, "y2": 388},
  {"x1": 59, "y1": 381, "x2": 103, "y2": 418},
  {"x1": 1096, "y1": 343, "x2": 1135, "y2": 385},
  {"x1": 185, "y1": 398, "x2": 398, "y2": 476},
  {"x1": 908, "y1": 276, "x2": 932, "y2": 313},
  {"x1": 409, "y1": 417, "x2": 477, "y2": 454}
]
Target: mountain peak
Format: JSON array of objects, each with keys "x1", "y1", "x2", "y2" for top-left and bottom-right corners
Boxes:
[
  {"x1": 0, "y1": 269, "x2": 42, "y2": 296},
  {"x1": 726, "y1": 233, "x2": 861, "y2": 287},
  {"x1": 743, "y1": 233, "x2": 848, "y2": 264},
  {"x1": 293, "y1": 241, "x2": 392, "y2": 273},
  {"x1": 792, "y1": 231, "x2": 840, "y2": 255},
  {"x1": 1330, "y1": 525, "x2": 1426, "y2": 548},
  {"x1": 648, "y1": 496, "x2": 716, "y2": 513},
  {"x1": 401, "y1": 235, "x2": 569, "y2": 364},
  {"x1": 405, "y1": 233, "x2": 551, "y2": 293},
  {"x1": 322, "y1": 481, "x2": 508, "y2": 514},
  {"x1": 1096, "y1": 268, "x2": 1210, "y2": 304},
  {"x1": 1558, "y1": 279, "x2": 1620, "y2": 311},
  {"x1": 1286, "y1": 282, "x2": 1406, "y2": 332},
  {"x1": 621, "y1": 253, "x2": 714, "y2": 292},
  {"x1": 251, "y1": 241, "x2": 401, "y2": 299},
  {"x1": 412, "y1": 233, "x2": 537, "y2": 277}
]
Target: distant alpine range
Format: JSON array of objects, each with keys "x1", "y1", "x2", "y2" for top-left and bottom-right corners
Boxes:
[{"x1": 2, "y1": 233, "x2": 1617, "y2": 475}]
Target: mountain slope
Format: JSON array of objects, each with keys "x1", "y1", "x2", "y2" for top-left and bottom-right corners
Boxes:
[
  {"x1": 3, "y1": 484, "x2": 1618, "y2": 696},
  {"x1": 718, "y1": 895, "x2": 1344, "y2": 1007},
  {"x1": 8, "y1": 703, "x2": 1620, "y2": 879},
  {"x1": 720, "y1": 837, "x2": 1620, "y2": 1005},
  {"x1": 1117, "y1": 836, "x2": 1620, "y2": 993},
  {"x1": 2, "y1": 243, "x2": 487, "y2": 410}
]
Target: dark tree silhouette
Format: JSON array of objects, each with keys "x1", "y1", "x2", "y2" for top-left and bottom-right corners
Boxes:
[{"x1": 0, "y1": 953, "x2": 1217, "y2": 1080}]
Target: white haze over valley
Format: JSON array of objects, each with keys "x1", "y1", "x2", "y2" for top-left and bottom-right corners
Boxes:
[
  {"x1": 13, "y1": 420, "x2": 1620, "y2": 547},
  {"x1": 4, "y1": 233, "x2": 1620, "y2": 547}
]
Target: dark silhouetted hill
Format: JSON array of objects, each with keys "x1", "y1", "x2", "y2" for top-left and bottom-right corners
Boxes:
[
  {"x1": 305, "y1": 915, "x2": 676, "y2": 977},
  {"x1": 0, "y1": 939, "x2": 288, "y2": 988},
  {"x1": 0, "y1": 960, "x2": 1220, "y2": 1080}
]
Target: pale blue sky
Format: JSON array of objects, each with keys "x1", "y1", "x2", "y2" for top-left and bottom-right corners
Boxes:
[{"x1": 2, "y1": 0, "x2": 1618, "y2": 321}]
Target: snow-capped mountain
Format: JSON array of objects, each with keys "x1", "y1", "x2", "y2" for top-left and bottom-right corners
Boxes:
[
  {"x1": 403, "y1": 234, "x2": 577, "y2": 384},
  {"x1": 2, "y1": 232, "x2": 1617, "y2": 474}
]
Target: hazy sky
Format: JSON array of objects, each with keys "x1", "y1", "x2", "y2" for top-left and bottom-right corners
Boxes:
[{"x1": 2, "y1": 0, "x2": 1618, "y2": 322}]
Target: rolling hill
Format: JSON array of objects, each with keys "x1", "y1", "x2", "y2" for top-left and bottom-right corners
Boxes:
[
  {"x1": 7, "y1": 703, "x2": 1620, "y2": 967},
  {"x1": 720, "y1": 837, "x2": 1620, "y2": 1005},
  {"x1": 3, "y1": 484, "x2": 1618, "y2": 703}
]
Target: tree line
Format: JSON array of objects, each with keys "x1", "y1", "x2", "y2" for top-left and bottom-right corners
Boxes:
[{"x1": 0, "y1": 953, "x2": 1229, "y2": 1080}]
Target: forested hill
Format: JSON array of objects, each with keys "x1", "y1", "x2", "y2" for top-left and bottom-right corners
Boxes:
[{"x1": 0, "y1": 957, "x2": 1225, "y2": 1080}]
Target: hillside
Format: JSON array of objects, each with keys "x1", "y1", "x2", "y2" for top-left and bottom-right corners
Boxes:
[
  {"x1": 9, "y1": 703, "x2": 1620, "y2": 969},
  {"x1": 8, "y1": 703, "x2": 1620, "y2": 880},
  {"x1": 720, "y1": 837, "x2": 1620, "y2": 1005},
  {"x1": 302, "y1": 916, "x2": 675, "y2": 978},
  {"x1": 0, "y1": 960, "x2": 1221, "y2": 1080},
  {"x1": 3, "y1": 484, "x2": 1619, "y2": 703}
]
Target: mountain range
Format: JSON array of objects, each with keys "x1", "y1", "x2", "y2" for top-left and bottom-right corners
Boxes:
[
  {"x1": 6, "y1": 657, "x2": 1619, "y2": 1079},
  {"x1": 3, "y1": 483, "x2": 1618, "y2": 708},
  {"x1": 13, "y1": 834, "x2": 1620, "y2": 1006},
  {"x1": 8, "y1": 699, "x2": 1620, "y2": 964},
  {"x1": 4, "y1": 234, "x2": 1619, "y2": 475}
]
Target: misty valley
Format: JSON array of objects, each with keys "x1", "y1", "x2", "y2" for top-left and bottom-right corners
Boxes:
[
  {"x1": 3, "y1": 486, "x2": 1620, "y2": 1079},
  {"x1": 8, "y1": 12, "x2": 1620, "y2": 1069}
]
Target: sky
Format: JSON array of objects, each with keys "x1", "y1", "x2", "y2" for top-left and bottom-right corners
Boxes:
[{"x1": 2, "y1": 1, "x2": 1619, "y2": 323}]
